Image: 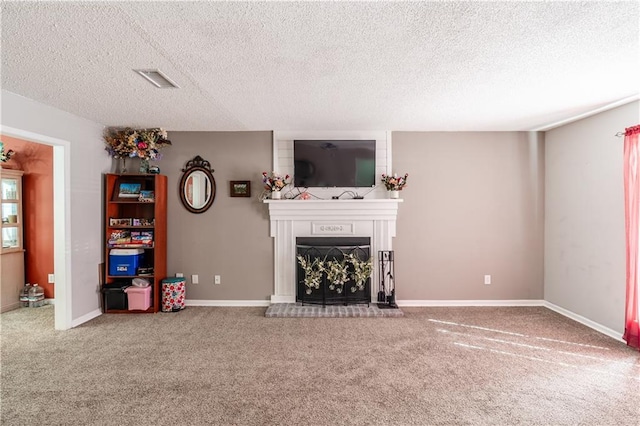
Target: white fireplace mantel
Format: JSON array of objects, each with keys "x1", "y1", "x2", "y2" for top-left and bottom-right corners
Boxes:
[{"x1": 265, "y1": 199, "x2": 402, "y2": 303}]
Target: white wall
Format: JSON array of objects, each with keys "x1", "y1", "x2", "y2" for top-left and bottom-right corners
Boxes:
[
  {"x1": 1, "y1": 90, "x2": 109, "y2": 325},
  {"x1": 545, "y1": 101, "x2": 640, "y2": 334}
]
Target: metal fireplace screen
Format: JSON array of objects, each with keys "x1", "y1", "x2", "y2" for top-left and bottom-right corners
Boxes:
[{"x1": 296, "y1": 237, "x2": 371, "y2": 306}]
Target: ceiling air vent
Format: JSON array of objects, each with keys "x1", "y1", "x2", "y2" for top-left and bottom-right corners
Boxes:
[{"x1": 133, "y1": 69, "x2": 180, "y2": 88}]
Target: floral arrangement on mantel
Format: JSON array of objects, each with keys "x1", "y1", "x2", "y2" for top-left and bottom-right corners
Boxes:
[
  {"x1": 381, "y1": 173, "x2": 408, "y2": 191},
  {"x1": 262, "y1": 171, "x2": 290, "y2": 192},
  {"x1": 104, "y1": 127, "x2": 172, "y2": 161},
  {"x1": 0, "y1": 141, "x2": 15, "y2": 163}
]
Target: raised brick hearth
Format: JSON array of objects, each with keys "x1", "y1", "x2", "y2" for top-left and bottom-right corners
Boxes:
[{"x1": 265, "y1": 303, "x2": 404, "y2": 318}]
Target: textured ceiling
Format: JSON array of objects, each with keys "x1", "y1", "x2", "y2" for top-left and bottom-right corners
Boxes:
[{"x1": 1, "y1": 1, "x2": 638, "y2": 131}]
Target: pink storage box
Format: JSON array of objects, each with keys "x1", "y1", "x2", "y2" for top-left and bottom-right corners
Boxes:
[{"x1": 124, "y1": 286, "x2": 152, "y2": 311}]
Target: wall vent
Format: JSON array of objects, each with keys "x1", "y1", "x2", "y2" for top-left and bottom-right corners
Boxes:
[{"x1": 133, "y1": 69, "x2": 180, "y2": 88}]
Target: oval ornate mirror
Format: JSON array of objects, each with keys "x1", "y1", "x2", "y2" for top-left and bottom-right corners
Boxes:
[{"x1": 179, "y1": 155, "x2": 216, "y2": 213}]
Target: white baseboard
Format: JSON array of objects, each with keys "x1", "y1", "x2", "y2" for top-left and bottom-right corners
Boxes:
[
  {"x1": 186, "y1": 299, "x2": 271, "y2": 307},
  {"x1": 188, "y1": 299, "x2": 544, "y2": 308},
  {"x1": 397, "y1": 299, "x2": 545, "y2": 307},
  {"x1": 270, "y1": 295, "x2": 295, "y2": 304},
  {"x1": 0, "y1": 302, "x2": 21, "y2": 313},
  {"x1": 44, "y1": 298, "x2": 55, "y2": 305},
  {"x1": 71, "y1": 308, "x2": 102, "y2": 328},
  {"x1": 542, "y1": 301, "x2": 624, "y2": 342},
  {"x1": 397, "y1": 299, "x2": 623, "y2": 342}
]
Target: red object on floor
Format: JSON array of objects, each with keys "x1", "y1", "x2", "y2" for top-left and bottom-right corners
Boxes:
[{"x1": 162, "y1": 278, "x2": 186, "y2": 313}]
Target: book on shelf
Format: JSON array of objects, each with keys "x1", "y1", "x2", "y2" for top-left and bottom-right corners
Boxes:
[
  {"x1": 137, "y1": 267, "x2": 154, "y2": 276},
  {"x1": 109, "y1": 217, "x2": 155, "y2": 227},
  {"x1": 108, "y1": 230, "x2": 154, "y2": 247},
  {"x1": 132, "y1": 218, "x2": 154, "y2": 226},
  {"x1": 131, "y1": 231, "x2": 153, "y2": 246},
  {"x1": 108, "y1": 230, "x2": 131, "y2": 246},
  {"x1": 109, "y1": 218, "x2": 132, "y2": 226}
]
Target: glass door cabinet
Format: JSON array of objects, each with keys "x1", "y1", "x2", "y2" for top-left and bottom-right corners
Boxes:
[
  {"x1": 1, "y1": 168, "x2": 25, "y2": 313},
  {"x1": 1, "y1": 169, "x2": 23, "y2": 253}
]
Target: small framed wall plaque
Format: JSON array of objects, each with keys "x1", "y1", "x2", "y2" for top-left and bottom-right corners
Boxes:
[{"x1": 229, "y1": 180, "x2": 251, "y2": 198}]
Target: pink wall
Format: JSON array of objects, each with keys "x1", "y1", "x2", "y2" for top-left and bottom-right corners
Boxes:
[{"x1": 1, "y1": 135, "x2": 54, "y2": 298}]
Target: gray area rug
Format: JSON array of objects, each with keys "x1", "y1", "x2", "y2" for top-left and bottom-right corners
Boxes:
[
  {"x1": 1, "y1": 305, "x2": 639, "y2": 425},
  {"x1": 265, "y1": 303, "x2": 404, "y2": 317}
]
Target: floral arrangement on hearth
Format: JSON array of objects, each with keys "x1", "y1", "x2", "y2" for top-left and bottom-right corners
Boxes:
[
  {"x1": 0, "y1": 141, "x2": 15, "y2": 163},
  {"x1": 348, "y1": 253, "x2": 373, "y2": 292},
  {"x1": 297, "y1": 255, "x2": 324, "y2": 295},
  {"x1": 381, "y1": 173, "x2": 408, "y2": 191},
  {"x1": 262, "y1": 171, "x2": 290, "y2": 192},
  {"x1": 297, "y1": 253, "x2": 373, "y2": 295},
  {"x1": 325, "y1": 259, "x2": 349, "y2": 294},
  {"x1": 104, "y1": 127, "x2": 172, "y2": 160}
]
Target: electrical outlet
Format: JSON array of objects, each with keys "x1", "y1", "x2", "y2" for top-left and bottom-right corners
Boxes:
[
  {"x1": 48, "y1": 274, "x2": 55, "y2": 283},
  {"x1": 214, "y1": 275, "x2": 221, "y2": 285},
  {"x1": 192, "y1": 274, "x2": 199, "y2": 284},
  {"x1": 484, "y1": 275, "x2": 491, "y2": 285},
  {"x1": 176, "y1": 272, "x2": 184, "y2": 278}
]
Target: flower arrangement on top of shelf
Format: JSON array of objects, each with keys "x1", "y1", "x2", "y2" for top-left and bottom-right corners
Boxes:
[
  {"x1": 104, "y1": 127, "x2": 171, "y2": 173},
  {"x1": 0, "y1": 141, "x2": 15, "y2": 163},
  {"x1": 262, "y1": 171, "x2": 291, "y2": 199},
  {"x1": 381, "y1": 172, "x2": 408, "y2": 199}
]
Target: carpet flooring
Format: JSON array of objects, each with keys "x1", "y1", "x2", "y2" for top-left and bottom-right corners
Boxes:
[{"x1": 1, "y1": 305, "x2": 638, "y2": 425}]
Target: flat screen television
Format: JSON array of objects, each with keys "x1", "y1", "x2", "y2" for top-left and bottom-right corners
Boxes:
[{"x1": 293, "y1": 140, "x2": 376, "y2": 188}]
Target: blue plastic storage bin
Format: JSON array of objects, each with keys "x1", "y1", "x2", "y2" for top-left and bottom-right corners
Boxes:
[{"x1": 109, "y1": 248, "x2": 144, "y2": 276}]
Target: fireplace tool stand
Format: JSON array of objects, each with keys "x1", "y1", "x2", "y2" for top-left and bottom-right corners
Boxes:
[{"x1": 378, "y1": 250, "x2": 397, "y2": 309}]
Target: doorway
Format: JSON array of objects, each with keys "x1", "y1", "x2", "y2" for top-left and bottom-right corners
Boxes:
[{"x1": 0, "y1": 125, "x2": 71, "y2": 330}]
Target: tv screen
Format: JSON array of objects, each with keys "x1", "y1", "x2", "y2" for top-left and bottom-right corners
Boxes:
[{"x1": 294, "y1": 140, "x2": 376, "y2": 188}]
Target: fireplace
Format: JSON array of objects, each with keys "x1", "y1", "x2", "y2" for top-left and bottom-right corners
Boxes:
[
  {"x1": 264, "y1": 199, "x2": 402, "y2": 304},
  {"x1": 296, "y1": 237, "x2": 371, "y2": 306}
]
